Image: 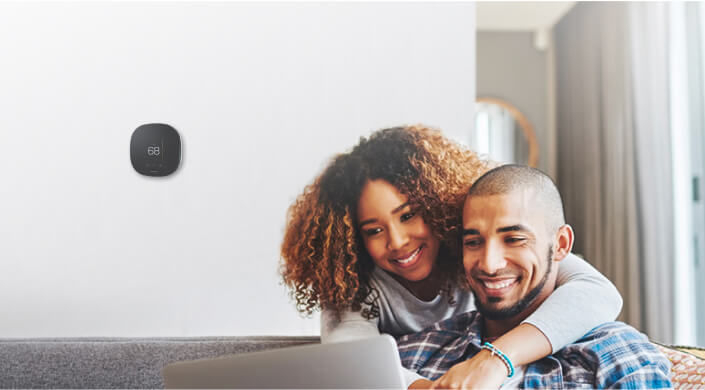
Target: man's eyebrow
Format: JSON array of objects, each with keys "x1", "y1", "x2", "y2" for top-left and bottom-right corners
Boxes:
[
  {"x1": 463, "y1": 228, "x2": 481, "y2": 236},
  {"x1": 359, "y1": 202, "x2": 410, "y2": 228},
  {"x1": 497, "y1": 225, "x2": 530, "y2": 233}
]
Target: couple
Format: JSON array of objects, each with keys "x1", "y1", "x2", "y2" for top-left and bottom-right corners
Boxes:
[{"x1": 280, "y1": 125, "x2": 671, "y2": 389}]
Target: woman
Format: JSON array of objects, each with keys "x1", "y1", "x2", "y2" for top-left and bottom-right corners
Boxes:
[{"x1": 281, "y1": 125, "x2": 622, "y2": 389}]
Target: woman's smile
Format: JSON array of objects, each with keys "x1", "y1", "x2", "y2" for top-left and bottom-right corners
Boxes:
[{"x1": 390, "y1": 245, "x2": 424, "y2": 268}]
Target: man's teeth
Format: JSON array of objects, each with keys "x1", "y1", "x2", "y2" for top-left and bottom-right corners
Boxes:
[
  {"x1": 394, "y1": 247, "x2": 421, "y2": 264},
  {"x1": 483, "y1": 279, "x2": 516, "y2": 289}
]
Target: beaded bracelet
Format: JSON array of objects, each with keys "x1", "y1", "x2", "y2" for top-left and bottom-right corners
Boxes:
[{"x1": 482, "y1": 342, "x2": 515, "y2": 378}]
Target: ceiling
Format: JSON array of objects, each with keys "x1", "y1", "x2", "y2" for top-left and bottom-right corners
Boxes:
[{"x1": 477, "y1": 2, "x2": 576, "y2": 31}]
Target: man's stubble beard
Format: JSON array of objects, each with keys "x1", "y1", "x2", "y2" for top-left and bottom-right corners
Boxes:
[{"x1": 473, "y1": 246, "x2": 553, "y2": 321}]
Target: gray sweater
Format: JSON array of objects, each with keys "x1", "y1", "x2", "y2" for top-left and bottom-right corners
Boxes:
[{"x1": 321, "y1": 253, "x2": 623, "y2": 387}]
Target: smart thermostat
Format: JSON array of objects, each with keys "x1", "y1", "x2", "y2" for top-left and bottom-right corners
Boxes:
[{"x1": 130, "y1": 123, "x2": 181, "y2": 177}]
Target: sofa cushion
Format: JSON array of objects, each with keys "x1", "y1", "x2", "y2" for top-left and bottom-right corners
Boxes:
[
  {"x1": 655, "y1": 344, "x2": 705, "y2": 389},
  {"x1": 0, "y1": 336, "x2": 319, "y2": 389}
]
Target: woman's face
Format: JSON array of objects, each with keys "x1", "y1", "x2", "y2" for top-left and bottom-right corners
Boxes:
[{"x1": 356, "y1": 179, "x2": 440, "y2": 282}]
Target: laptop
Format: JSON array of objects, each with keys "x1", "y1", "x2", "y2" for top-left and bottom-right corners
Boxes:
[{"x1": 162, "y1": 335, "x2": 406, "y2": 389}]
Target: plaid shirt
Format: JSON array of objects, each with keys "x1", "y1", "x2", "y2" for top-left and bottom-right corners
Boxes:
[{"x1": 396, "y1": 311, "x2": 672, "y2": 389}]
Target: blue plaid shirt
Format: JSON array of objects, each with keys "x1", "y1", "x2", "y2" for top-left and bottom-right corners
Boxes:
[{"x1": 396, "y1": 311, "x2": 672, "y2": 389}]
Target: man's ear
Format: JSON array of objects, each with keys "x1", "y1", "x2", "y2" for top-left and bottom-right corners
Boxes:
[{"x1": 552, "y1": 224, "x2": 574, "y2": 262}]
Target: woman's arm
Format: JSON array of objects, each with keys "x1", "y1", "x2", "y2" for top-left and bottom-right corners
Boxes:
[
  {"x1": 429, "y1": 253, "x2": 623, "y2": 389},
  {"x1": 320, "y1": 308, "x2": 427, "y2": 389},
  {"x1": 492, "y1": 253, "x2": 622, "y2": 365},
  {"x1": 521, "y1": 252, "x2": 623, "y2": 353}
]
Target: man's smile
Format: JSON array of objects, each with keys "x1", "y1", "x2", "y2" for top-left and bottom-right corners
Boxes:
[{"x1": 474, "y1": 275, "x2": 521, "y2": 298}]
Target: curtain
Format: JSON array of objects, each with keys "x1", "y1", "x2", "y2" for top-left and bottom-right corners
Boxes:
[{"x1": 554, "y1": 2, "x2": 675, "y2": 343}]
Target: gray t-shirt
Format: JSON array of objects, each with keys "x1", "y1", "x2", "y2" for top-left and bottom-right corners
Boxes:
[{"x1": 365, "y1": 266, "x2": 476, "y2": 336}]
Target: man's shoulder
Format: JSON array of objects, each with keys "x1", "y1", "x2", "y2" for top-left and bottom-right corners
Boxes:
[
  {"x1": 578, "y1": 321, "x2": 646, "y2": 342},
  {"x1": 562, "y1": 321, "x2": 659, "y2": 358},
  {"x1": 555, "y1": 321, "x2": 672, "y2": 388},
  {"x1": 572, "y1": 321, "x2": 661, "y2": 353}
]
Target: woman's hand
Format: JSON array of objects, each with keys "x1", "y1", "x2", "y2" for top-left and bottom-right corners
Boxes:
[{"x1": 429, "y1": 349, "x2": 507, "y2": 390}]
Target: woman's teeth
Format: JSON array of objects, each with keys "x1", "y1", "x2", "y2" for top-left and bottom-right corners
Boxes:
[
  {"x1": 393, "y1": 247, "x2": 421, "y2": 264},
  {"x1": 483, "y1": 279, "x2": 516, "y2": 289}
]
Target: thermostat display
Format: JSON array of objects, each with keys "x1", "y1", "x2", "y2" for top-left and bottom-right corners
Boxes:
[
  {"x1": 146, "y1": 145, "x2": 161, "y2": 157},
  {"x1": 130, "y1": 123, "x2": 181, "y2": 177}
]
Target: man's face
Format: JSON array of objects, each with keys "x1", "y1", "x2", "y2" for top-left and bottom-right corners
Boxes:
[{"x1": 462, "y1": 189, "x2": 558, "y2": 320}]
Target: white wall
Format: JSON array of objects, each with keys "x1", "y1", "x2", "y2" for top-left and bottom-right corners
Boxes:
[{"x1": 0, "y1": 2, "x2": 476, "y2": 337}]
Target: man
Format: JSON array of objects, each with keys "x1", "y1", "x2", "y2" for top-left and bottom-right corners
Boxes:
[{"x1": 397, "y1": 165, "x2": 671, "y2": 389}]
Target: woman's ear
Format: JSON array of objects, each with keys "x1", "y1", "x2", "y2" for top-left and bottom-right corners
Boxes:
[{"x1": 552, "y1": 224, "x2": 574, "y2": 262}]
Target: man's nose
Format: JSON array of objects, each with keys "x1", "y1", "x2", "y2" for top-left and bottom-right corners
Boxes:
[
  {"x1": 478, "y1": 240, "x2": 507, "y2": 274},
  {"x1": 387, "y1": 223, "x2": 409, "y2": 250}
]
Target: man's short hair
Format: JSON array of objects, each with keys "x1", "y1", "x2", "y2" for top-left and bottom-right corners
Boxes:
[{"x1": 468, "y1": 164, "x2": 566, "y2": 234}]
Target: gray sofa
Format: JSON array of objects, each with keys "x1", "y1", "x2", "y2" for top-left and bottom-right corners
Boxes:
[{"x1": 0, "y1": 336, "x2": 320, "y2": 389}]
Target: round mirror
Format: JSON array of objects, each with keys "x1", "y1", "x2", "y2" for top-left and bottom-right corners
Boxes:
[{"x1": 472, "y1": 97, "x2": 539, "y2": 167}]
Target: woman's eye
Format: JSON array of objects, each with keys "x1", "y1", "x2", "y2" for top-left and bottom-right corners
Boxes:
[
  {"x1": 364, "y1": 228, "x2": 382, "y2": 236},
  {"x1": 400, "y1": 212, "x2": 415, "y2": 222}
]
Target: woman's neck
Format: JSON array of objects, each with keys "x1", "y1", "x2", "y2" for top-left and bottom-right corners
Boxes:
[{"x1": 387, "y1": 265, "x2": 444, "y2": 302}]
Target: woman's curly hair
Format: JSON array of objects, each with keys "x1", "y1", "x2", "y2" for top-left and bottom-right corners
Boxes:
[{"x1": 280, "y1": 125, "x2": 489, "y2": 316}]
